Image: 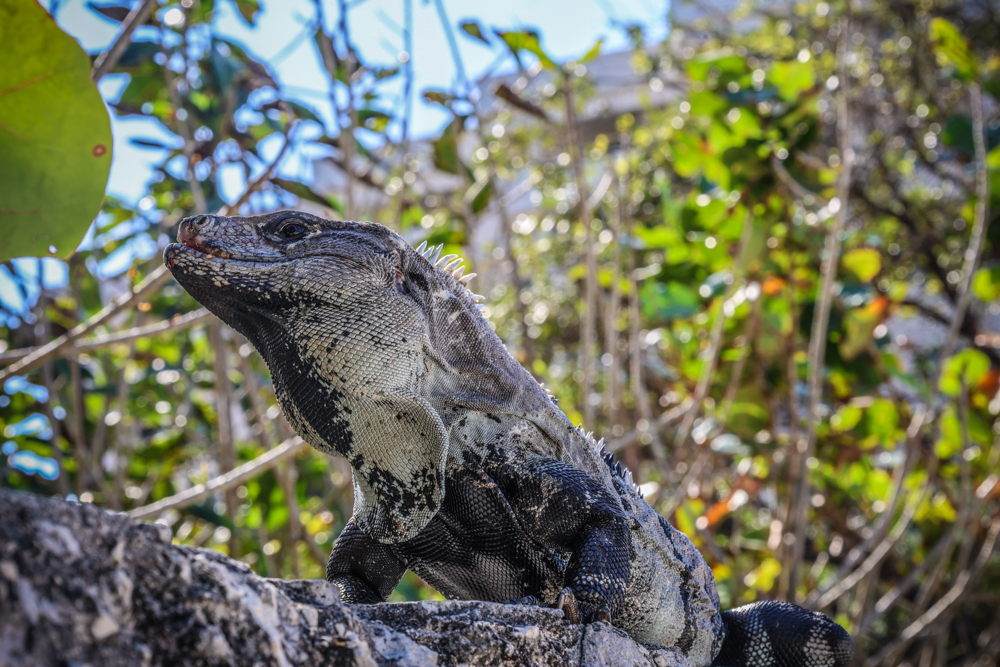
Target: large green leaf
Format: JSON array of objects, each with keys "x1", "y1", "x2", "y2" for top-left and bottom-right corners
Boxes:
[{"x1": 0, "y1": 0, "x2": 112, "y2": 260}]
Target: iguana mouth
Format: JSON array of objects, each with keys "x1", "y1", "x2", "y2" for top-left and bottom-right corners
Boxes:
[{"x1": 176, "y1": 226, "x2": 232, "y2": 259}]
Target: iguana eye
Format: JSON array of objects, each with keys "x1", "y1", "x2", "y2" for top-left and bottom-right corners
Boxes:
[{"x1": 278, "y1": 222, "x2": 307, "y2": 239}]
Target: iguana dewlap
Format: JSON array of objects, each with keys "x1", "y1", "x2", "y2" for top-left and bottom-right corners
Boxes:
[{"x1": 165, "y1": 211, "x2": 853, "y2": 667}]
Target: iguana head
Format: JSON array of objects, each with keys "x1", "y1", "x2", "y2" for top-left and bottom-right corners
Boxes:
[{"x1": 164, "y1": 210, "x2": 553, "y2": 542}]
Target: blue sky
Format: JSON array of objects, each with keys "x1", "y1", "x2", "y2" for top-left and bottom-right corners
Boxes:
[{"x1": 56, "y1": 0, "x2": 669, "y2": 203}]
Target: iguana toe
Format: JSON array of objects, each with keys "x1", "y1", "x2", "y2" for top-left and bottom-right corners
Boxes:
[{"x1": 556, "y1": 587, "x2": 580, "y2": 623}]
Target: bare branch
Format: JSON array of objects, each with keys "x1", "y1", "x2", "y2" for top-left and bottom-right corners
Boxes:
[
  {"x1": 0, "y1": 308, "x2": 212, "y2": 365},
  {"x1": 0, "y1": 266, "x2": 172, "y2": 384},
  {"x1": 91, "y1": 0, "x2": 158, "y2": 81},
  {"x1": 788, "y1": 13, "x2": 852, "y2": 598},
  {"x1": 128, "y1": 437, "x2": 309, "y2": 520},
  {"x1": 933, "y1": 81, "x2": 992, "y2": 388},
  {"x1": 865, "y1": 517, "x2": 1000, "y2": 667}
]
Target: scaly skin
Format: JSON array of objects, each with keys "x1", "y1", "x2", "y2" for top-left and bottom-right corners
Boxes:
[{"x1": 165, "y1": 210, "x2": 853, "y2": 667}]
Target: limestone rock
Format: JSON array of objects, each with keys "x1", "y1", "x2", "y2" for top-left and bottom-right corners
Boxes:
[{"x1": 0, "y1": 490, "x2": 692, "y2": 666}]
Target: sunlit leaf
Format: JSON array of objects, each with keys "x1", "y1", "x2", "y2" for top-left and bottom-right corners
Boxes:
[
  {"x1": 579, "y1": 38, "x2": 602, "y2": 64},
  {"x1": 495, "y1": 29, "x2": 557, "y2": 71},
  {"x1": 972, "y1": 265, "x2": 1000, "y2": 301},
  {"x1": 842, "y1": 248, "x2": 882, "y2": 282},
  {"x1": 459, "y1": 20, "x2": 490, "y2": 45},
  {"x1": 687, "y1": 49, "x2": 746, "y2": 83},
  {"x1": 768, "y1": 60, "x2": 815, "y2": 101},
  {"x1": 929, "y1": 18, "x2": 977, "y2": 81},
  {"x1": 939, "y1": 348, "x2": 990, "y2": 396}
]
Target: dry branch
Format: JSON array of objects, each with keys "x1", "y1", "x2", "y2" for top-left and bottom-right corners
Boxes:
[
  {"x1": 128, "y1": 437, "x2": 309, "y2": 520},
  {"x1": 91, "y1": 0, "x2": 158, "y2": 81},
  {"x1": 788, "y1": 13, "x2": 852, "y2": 597}
]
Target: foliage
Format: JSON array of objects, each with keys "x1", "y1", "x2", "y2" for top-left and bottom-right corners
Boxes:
[
  {"x1": 1, "y1": 1, "x2": 999, "y2": 664},
  {"x1": 0, "y1": 0, "x2": 113, "y2": 261}
]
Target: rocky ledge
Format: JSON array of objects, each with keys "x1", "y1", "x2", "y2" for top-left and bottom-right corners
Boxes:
[{"x1": 0, "y1": 490, "x2": 690, "y2": 666}]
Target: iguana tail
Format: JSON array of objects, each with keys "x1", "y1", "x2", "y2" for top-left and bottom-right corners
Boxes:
[{"x1": 711, "y1": 601, "x2": 853, "y2": 667}]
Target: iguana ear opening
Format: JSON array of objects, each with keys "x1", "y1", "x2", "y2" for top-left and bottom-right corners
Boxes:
[{"x1": 350, "y1": 391, "x2": 449, "y2": 543}]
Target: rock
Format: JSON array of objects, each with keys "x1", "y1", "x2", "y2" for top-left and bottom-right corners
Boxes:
[{"x1": 0, "y1": 490, "x2": 693, "y2": 666}]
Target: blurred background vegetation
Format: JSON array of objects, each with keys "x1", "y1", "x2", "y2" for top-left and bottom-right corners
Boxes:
[{"x1": 2, "y1": 0, "x2": 1000, "y2": 664}]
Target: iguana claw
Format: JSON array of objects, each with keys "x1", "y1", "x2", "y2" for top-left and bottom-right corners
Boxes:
[
  {"x1": 557, "y1": 588, "x2": 613, "y2": 624},
  {"x1": 556, "y1": 587, "x2": 580, "y2": 623}
]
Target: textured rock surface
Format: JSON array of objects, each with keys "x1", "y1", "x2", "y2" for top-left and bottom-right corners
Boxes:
[{"x1": 0, "y1": 490, "x2": 692, "y2": 666}]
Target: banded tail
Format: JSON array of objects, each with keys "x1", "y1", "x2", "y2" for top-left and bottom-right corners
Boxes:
[{"x1": 711, "y1": 601, "x2": 853, "y2": 667}]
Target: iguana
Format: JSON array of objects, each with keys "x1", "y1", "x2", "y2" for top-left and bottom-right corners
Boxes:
[{"x1": 165, "y1": 210, "x2": 853, "y2": 667}]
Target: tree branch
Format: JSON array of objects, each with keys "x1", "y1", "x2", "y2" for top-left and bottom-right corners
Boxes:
[
  {"x1": 128, "y1": 437, "x2": 309, "y2": 520},
  {"x1": 91, "y1": 0, "x2": 158, "y2": 81}
]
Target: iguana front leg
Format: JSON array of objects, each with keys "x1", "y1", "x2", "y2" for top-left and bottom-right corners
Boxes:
[
  {"x1": 326, "y1": 517, "x2": 407, "y2": 603},
  {"x1": 491, "y1": 457, "x2": 632, "y2": 622}
]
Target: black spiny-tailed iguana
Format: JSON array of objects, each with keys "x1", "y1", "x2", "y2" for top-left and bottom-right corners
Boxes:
[{"x1": 164, "y1": 210, "x2": 853, "y2": 667}]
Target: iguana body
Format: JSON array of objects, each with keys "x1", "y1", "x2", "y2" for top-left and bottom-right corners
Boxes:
[{"x1": 165, "y1": 211, "x2": 853, "y2": 667}]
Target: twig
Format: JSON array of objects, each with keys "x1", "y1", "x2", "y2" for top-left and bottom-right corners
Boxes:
[
  {"x1": 563, "y1": 74, "x2": 599, "y2": 429},
  {"x1": 128, "y1": 437, "x2": 309, "y2": 520},
  {"x1": 809, "y1": 456, "x2": 931, "y2": 610},
  {"x1": 604, "y1": 162, "x2": 623, "y2": 433},
  {"x1": 805, "y1": 425, "x2": 921, "y2": 608},
  {"x1": 0, "y1": 308, "x2": 212, "y2": 365},
  {"x1": 788, "y1": 13, "x2": 852, "y2": 598},
  {"x1": 771, "y1": 155, "x2": 828, "y2": 205},
  {"x1": 0, "y1": 266, "x2": 172, "y2": 384},
  {"x1": 209, "y1": 321, "x2": 237, "y2": 555},
  {"x1": 230, "y1": 119, "x2": 297, "y2": 213},
  {"x1": 606, "y1": 398, "x2": 692, "y2": 453},
  {"x1": 933, "y1": 81, "x2": 991, "y2": 389},
  {"x1": 338, "y1": 0, "x2": 358, "y2": 219},
  {"x1": 91, "y1": 0, "x2": 158, "y2": 81},
  {"x1": 865, "y1": 516, "x2": 1000, "y2": 667},
  {"x1": 620, "y1": 130, "x2": 666, "y2": 462}
]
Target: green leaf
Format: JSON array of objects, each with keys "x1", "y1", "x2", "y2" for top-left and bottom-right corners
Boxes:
[
  {"x1": 830, "y1": 404, "x2": 863, "y2": 432},
  {"x1": 285, "y1": 100, "x2": 322, "y2": 125},
  {"x1": 972, "y1": 265, "x2": 1000, "y2": 301},
  {"x1": 929, "y1": 18, "x2": 978, "y2": 81},
  {"x1": 233, "y1": 0, "x2": 260, "y2": 26},
  {"x1": 579, "y1": 38, "x2": 603, "y2": 64},
  {"x1": 939, "y1": 349, "x2": 990, "y2": 396},
  {"x1": 0, "y1": 0, "x2": 113, "y2": 261},
  {"x1": 357, "y1": 108, "x2": 392, "y2": 133},
  {"x1": 459, "y1": 20, "x2": 490, "y2": 45},
  {"x1": 641, "y1": 281, "x2": 698, "y2": 321},
  {"x1": 686, "y1": 50, "x2": 746, "y2": 83},
  {"x1": 432, "y1": 116, "x2": 465, "y2": 175},
  {"x1": 495, "y1": 29, "x2": 557, "y2": 71},
  {"x1": 842, "y1": 248, "x2": 882, "y2": 282},
  {"x1": 862, "y1": 399, "x2": 900, "y2": 448},
  {"x1": 768, "y1": 60, "x2": 815, "y2": 101},
  {"x1": 838, "y1": 298, "x2": 885, "y2": 361}
]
